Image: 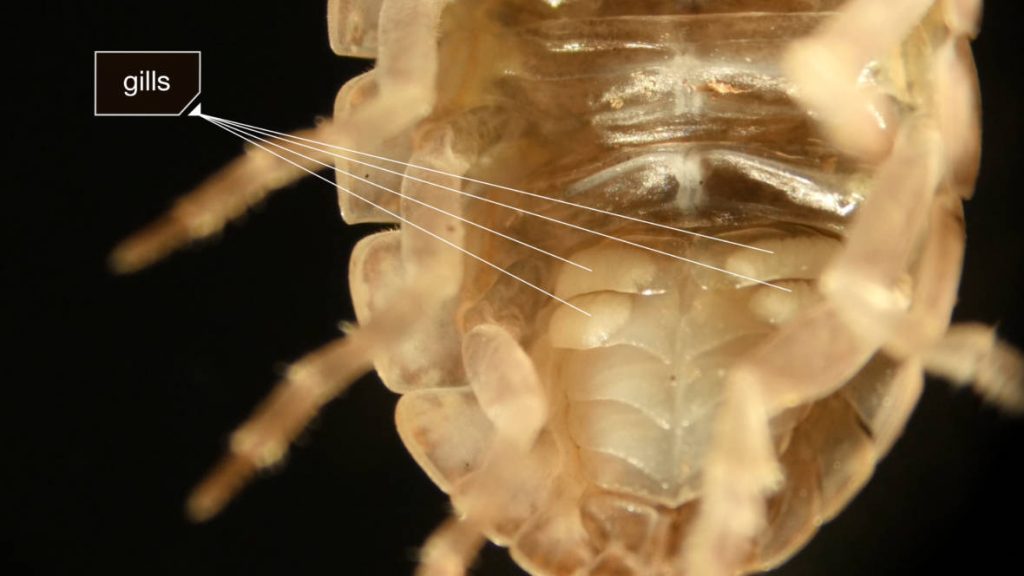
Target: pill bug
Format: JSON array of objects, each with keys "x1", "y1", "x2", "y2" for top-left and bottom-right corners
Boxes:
[{"x1": 105, "y1": 1, "x2": 1024, "y2": 573}]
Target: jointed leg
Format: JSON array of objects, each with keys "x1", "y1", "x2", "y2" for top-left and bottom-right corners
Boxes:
[
  {"x1": 821, "y1": 118, "x2": 944, "y2": 345},
  {"x1": 110, "y1": 125, "x2": 341, "y2": 274},
  {"x1": 884, "y1": 192, "x2": 965, "y2": 357},
  {"x1": 187, "y1": 332, "x2": 373, "y2": 521},
  {"x1": 925, "y1": 324, "x2": 1024, "y2": 412},
  {"x1": 415, "y1": 516, "x2": 486, "y2": 576},
  {"x1": 685, "y1": 3, "x2": 1020, "y2": 575},
  {"x1": 941, "y1": 0, "x2": 982, "y2": 38},
  {"x1": 187, "y1": 280, "x2": 439, "y2": 521},
  {"x1": 413, "y1": 323, "x2": 551, "y2": 576},
  {"x1": 682, "y1": 302, "x2": 878, "y2": 576},
  {"x1": 682, "y1": 375, "x2": 779, "y2": 576},
  {"x1": 686, "y1": 4, "x2": 968, "y2": 568},
  {"x1": 936, "y1": 0, "x2": 983, "y2": 197},
  {"x1": 782, "y1": 0, "x2": 935, "y2": 159},
  {"x1": 877, "y1": 0, "x2": 1023, "y2": 411},
  {"x1": 680, "y1": 122, "x2": 940, "y2": 575}
]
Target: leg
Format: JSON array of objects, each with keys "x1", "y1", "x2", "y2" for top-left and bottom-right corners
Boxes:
[
  {"x1": 681, "y1": 303, "x2": 876, "y2": 576},
  {"x1": 782, "y1": 0, "x2": 935, "y2": 159},
  {"x1": 791, "y1": 0, "x2": 981, "y2": 350},
  {"x1": 187, "y1": 332, "x2": 373, "y2": 521},
  {"x1": 188, "y1": 279, "x2": 439, "y2": 521},
  {"x1": 935, "y1": 0, "x2": 983, "y2": 197},
  {"x1": 682, "y1": 375, "x2": 780, "y2": 576},
  {"x1": 924, "y1": 324, "x2": 1024, "y2": 412},
  {"x1": 818, "y1": 118, "x2": 943, "y2": 346},
  {"x1": 941, "y1": 0, "x2": 982, "y2": 38},
  {"x1": 686, "y1": 31, "x2": 951, "y2": 571},
  {"x1": 784, "y1": 0, "x2": 977, "y2": 360},
  {"x1": 110, "y1": 125, "x2": 340, "y2": 274},
  {"x1": 454, "y1": 324, "x2": 550, "y2": 521},
  {"x1": 884, "y1": 191, "x2": 965, "y2": 358},
  {"x1": 876, "y1": 184, "x2": 1022, "y2": 415},
  {"x1": 413, "y1": 323, "x2": 551, "y2": 575},
  {"x1": 873, "y1": 1, "x2": 1023, "y2": 411},
  {"x1": 461, "y1": 324, "x2": 547, "y2": 452},
  {"x1": 681, "y1": 128, "x2": 938, "y2": 570},
  {"x1": 415, "y1": 516, "x2": 486, "y2": 576},
  {"x1": 327, "y1": 0, "x2": 385, "y2": 59}
]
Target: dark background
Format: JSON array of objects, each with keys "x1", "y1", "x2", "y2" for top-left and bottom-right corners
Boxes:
[{"x1": 9, "y1": 1, "x2": 1023, "y2": 575}]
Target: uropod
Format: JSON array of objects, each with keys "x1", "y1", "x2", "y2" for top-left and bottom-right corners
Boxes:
[{"x1": 112, "y1": 1, "x2": 1024, "y2": 575}]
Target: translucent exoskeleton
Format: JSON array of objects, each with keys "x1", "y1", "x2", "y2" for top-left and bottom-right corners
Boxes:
[{"x1": 111, "y1": 1, "x2": 1024, "y2": 575}]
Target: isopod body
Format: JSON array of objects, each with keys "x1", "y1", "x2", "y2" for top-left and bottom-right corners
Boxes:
[{"x1": 112, "y1": 1, "x2": 1024, "y2": 575}]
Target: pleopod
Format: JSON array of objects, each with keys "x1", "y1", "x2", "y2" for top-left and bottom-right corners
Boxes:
[{"x1": 112, "y1": 1, "x2": 1023, "y2": 575}]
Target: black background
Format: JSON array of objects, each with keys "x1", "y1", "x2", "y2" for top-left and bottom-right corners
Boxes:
[{"x1": 9, "y1": 1, "x2": 1023, "y2": 575}]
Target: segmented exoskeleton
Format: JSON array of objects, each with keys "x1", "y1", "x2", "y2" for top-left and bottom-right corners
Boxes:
[{"x1": 112, "y1": 1, "x2": 1023, "y2": 575}]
